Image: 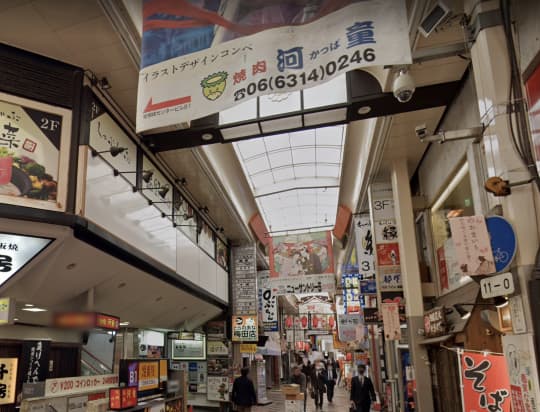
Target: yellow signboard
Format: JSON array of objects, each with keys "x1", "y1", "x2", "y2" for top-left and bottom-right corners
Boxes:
[
  {"x1": 232, "y1": 315, "x2": 258, "y2": 342},
  {"x1": 0, "y1": 298, "x2": 14, "y2": 325},
  {"x1": 138, "y1": 361, "x2": 159, "y2": 392},
  {"x1": 0, "y1": 358, "x2": 18, "y2": 405},
  {"x1": 239, "y1": 344, "x2": 257, "y2": 354}
]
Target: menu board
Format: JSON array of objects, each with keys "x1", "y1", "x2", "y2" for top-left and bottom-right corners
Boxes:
[
  {"x1": 170, "y1": 336, "x2": 206, "y2": 360},
  {"x1": 232, "y1": 245, "x2": 257, "y2": 315}
]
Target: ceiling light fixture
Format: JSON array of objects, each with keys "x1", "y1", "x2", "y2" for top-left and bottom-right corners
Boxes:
[
  {"x1": 201, "y1": 133, "x2": 213, "y2": 141},
  {"x1": 24, "y1": 303, "x2": 34, "y2": 307},
  {"x1": 91, "y1": 146, "x2": 127, "y2": 158},
  {"x1": 22, "y1": 307, "x2": 47, "y2": 313},
  {"x1": 357, "y1": 106, "x2": 371, "y2": 114},
  {"x1": 119, "y1": 321, "x2": 130, "y2": 326}
]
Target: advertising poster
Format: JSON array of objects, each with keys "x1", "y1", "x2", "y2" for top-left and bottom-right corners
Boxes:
[
  {"x1": 503, "y1": 334, "x2": 540, "y2": 412},
  {"x1": 207, "y1": 376, "x2": 230, "y2": 402},
  {"x1": 232, "y1": 315, "x2": 258, "y2": 342},
  {"x1": 376, "y1": 243, "x2": 400, "y2": 266},
  {"x1": 337, "y1": 313, "x2": 362, "y2": 342},
  {"x1": 461, "y1": 352, "x2": 511, "y2": 412},
  {"x1": 137, "y1": 0, "x2": 411, "y2": 132},
  {"x1": 381, "y1": 303, "x2": 401, "y2": 340},
  {"x1": 258, "y1": 270, "x2": 278, "y2": 332},
  {"x1": 0, "y1": 358, "x2": 17, "y2": 405},
  {"x1": 232, "y1": 244, "x2": 257, "y2": 315},
  {"x1": 20, "y1": 340, "x2": 51, "y2": 384},
  {"x1": 269, "y1": 231, "x2": 334, "y2": 277},
  {"x1": 449, "y1": 216, "x2": 496, "y2": 276},
  {"x1": 354, "y1": 215, "x2": 376, "y2": 278},
  {"x1": 0, "y1": 98, "x2": 65, "y2": 206}
]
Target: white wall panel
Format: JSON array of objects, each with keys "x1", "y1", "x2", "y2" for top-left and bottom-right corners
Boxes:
[
  {"x1": 177, "y1": 231, "x2": 200, "y2": 285},
  {"x1": 199, "y1": 251, "x2": 217, "y2": 295},
  {"x1": 216, "y1": 266, "x2": 229, "y2": 303}
]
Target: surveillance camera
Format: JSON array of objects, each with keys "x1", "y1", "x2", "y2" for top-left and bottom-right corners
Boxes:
[
  {"x1": 415, "y1": 124, "x2": 428, "y2": 139},
  {"x1": 393, "y1": 69, "x2": 415, "y2": 103}
]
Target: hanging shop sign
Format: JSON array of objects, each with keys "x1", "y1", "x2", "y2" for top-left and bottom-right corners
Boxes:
[
  {"x1": 266, "y1": 273, "x2": 335, "y2": 295},
  {"x1": 89, "y1": 108, "x2": 138, "y2": 187},
  {"x1": 503, "y1": 334, "x2": 540, "y2": 412},
  {"x1": 0, "y1": 233, "x2": 52, "y2": 288},
  {"x1": 137, "y1": 0, "x2": 411, "y2": 132},
  {"x1": 337, "y1": 313, "x2": 362, "y2": 342},
  {"x1": 374, "y1": 219, "x2": 398, "y2": 244},
  {"x1": 461, "y1": 351, "x2": 511, "y2": 412},
  {"x1": 109, "y1": 387, "x2": 138, "y2": 410},
  {"x1": 360, "y1": 279, "x2": 377, "y2": 294},
  {"x1": 269, "y1": 231, "x2": 334, "y2": 277},
  {"x1": 381, "y1": 302, "x2": 401, "y2": 341},
  {"x1": 232, "y1": 315, "x2": 258, "y2": 342},
  {"x1": 525, "y1": 63, "x2": 540, "y2": 176},
  {"x1": 423, "y1": 307, "x2": 447, "y2": 338},
  {"x1": 0, "y1": 95, "x2": 70, "y2": 210},
  {"x1": 45, "y1": 375, "x2": 119, "y2": 397},
  {"x1": 485, "y1": 216, "x2": 517, "y2": 273},
  {"x1": 54, "y1": 312, "x2": 120, "y2": 331},
  {"x1": 378, "y1": 266, "x2": 402, "y2": 291},
  {"x1": 170, "y1": 336, "x2": 206, "y2": 360},
  {"x1": 240, "y1": 344, "x2": 257, "y2": 354},
  {"x1": 342, "y1": 272, "x2": 361, "y2": 314},
  {"x1": 232, "y1": 245, "x2": 257, "y2": 315},
  {"x1": 0, "y1": 297, "x2": 14, "y2": 325},
  {"x1": 354, "y1": 215, "x2": 376, "y2": 279},
  {"x1": 216, "y1": 239, "x2": 229, "y2": 271},
  {"x1": 363, "y1": 308, "x2": 379, "y2": 324},
  {"x1": 206, "y1": 321, "x2": 226, "y2": 340},
  {"x1": 20, "y1": 340, "x2": 50, "y2": 384},
  {"x1": 449, "y1": 216, "x2": 496, "y2": 276},
  {"x1": 207, "y1": 341, "x2": 229, "y2": 357},
  {"x1": 0, "y1": 358, "x2": 18, "y2": 405},
  {"x1": 381, "y1": 292, "x2": 406, "y2": 322},
  {"x1": 258, "y1": 270, "x2": 278, "y2": 332}
]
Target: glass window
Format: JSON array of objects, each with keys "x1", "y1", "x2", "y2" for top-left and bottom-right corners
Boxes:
[{"x1": 430, "y1": 163, "x2": 475, "y2": 294}]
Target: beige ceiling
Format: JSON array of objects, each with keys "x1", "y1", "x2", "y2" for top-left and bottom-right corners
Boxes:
[{"x1": 0, "y1": 219, "x2": 222, "y2": 329}]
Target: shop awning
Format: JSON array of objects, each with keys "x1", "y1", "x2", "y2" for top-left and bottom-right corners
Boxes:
[{"x1": 418, "y1": 334, "x2": 454, "y2": 345}]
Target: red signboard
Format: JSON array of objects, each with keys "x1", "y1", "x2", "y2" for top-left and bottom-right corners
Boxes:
[
  {"x1": 526, "y1": 62, "x2": 540, "y2": 174},
  {"x1": 54, "y1": 312, "x2": 120, "y2": 331},
  {"x1": 461, "y1": 352, "x2": 511, "y2": 412},
  {"x1": 109, "y1": 387, "x2": 138, "y2": 410}
]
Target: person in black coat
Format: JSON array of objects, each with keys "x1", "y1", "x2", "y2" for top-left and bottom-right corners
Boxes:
[
  {"x1": 350, "y1": 365, "x2": 376, "y2": 412},
  {"x1": 231, "y1": 368, "x2": 257, "y2": 412},
  {"x1": 310, "y1": 361, "x2": 327, "y2": 411},
  {"x1": 325, "y1": 360, "x2": 338, "y2": 402}
]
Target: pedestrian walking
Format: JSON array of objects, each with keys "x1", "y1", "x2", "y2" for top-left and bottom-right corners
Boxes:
[
  {"x1": 325, "y1": 360, "x2": 337, "y2": 402},
  {"x1": 350, "y1": 365, "x2": 376, "y2": 412},
  {"x1": 310, "y1": 361, "x2": 327, "y2": 411},
  {"x1": 231, "y1": 368, "x2": 257, "y2": 412}
]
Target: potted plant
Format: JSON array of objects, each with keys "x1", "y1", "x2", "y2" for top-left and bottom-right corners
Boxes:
[{"x1": 0, "y1": 147, "x2": 13, "y2": 185}]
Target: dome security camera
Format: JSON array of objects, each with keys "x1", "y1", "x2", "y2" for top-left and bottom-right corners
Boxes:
[{"x1": 393, "y1": 69, "x2": 415, "y2": 103}]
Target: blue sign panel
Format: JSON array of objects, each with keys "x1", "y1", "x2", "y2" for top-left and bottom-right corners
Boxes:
[{"x1": 486, "y1": 216, "x2": 517, "y2": 273}]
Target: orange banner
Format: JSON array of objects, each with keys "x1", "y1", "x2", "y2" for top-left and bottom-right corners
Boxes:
[{"x1": 461, "y1": 351, "x2": 511, "y2": 412}]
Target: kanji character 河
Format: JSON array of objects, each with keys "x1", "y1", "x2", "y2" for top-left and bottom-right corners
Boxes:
[{"x1": 277, "y1": 47, "x2": 304, "y2": 72}]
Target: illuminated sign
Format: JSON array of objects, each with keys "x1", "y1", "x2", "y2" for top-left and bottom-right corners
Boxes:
[
  {"x1": 0, "y1": 358, "x2": 18, "y2": 405},
  {"x1": 54, "y1": 312, "x2": 120, "y2": 331},
  {"x1": 232, "y1": 315, "x2": 258, "y2": 342}
]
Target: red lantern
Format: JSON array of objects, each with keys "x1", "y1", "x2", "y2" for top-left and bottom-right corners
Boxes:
[
  {"x1": 301, "y1": 316, "x2": 308, "y2": 328},
  {"x1": 285, "y1": 316, "x2": 293, "y2": 329},
  {"x1": 329, "y1": 316, "x2": 335, "y2": 329},
  {"x1": 312, "y1": 316, "x2": 319, "y2": 328}
]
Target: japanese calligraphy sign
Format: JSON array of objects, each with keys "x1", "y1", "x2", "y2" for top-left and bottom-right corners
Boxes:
[
  {"x1": 461, "y1": 351, "x2": 511, "y2": 412},
  {"x1": 0, "y1": 233, "x2": 52, "y2": 288},
  {"x1": 20, "y1": 340, "x2": 50, "y2": 384},
  {"x1": 269, "y1": 231, "x2": 334, "y2": 278},
  {"x1": 138, "y1": 361, "x2": 160, "y2": 392},
  {"x1": 232, "y1": 315, "x2": 258, "y2": 342},
  {"x1": 354, "y1": 215, "x2": 376, "y2": 279},
  {"x1": 449, "y1": 216, "x2": 496, "y2": 276},
  {"x1": 137, "y1": 0, "x2": 411, "y2": 132},
  {"x1": 381, "y1": 302, "x2": 401, "y2": 340},
  {"x1": 423, "y1": 307, "x2": 447, "y2": 338},
  {"x1": 0, "y1": 358, "x2": 17, "y2": 405},
  {"x1": 258, "y1": 271, "x2": 278, "y2": 332},
  {"x1": 266, "y1": 273, "x2": 335, "y2": 296},
  {"x1": 232, "y1": 245, "x2": 257, "y2": 315},
  {"x1": 0, "y1": 96, "x2": 68, "y2": 208}
]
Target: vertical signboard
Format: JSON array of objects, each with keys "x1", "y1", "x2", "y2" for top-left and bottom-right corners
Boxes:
[
  {"x1": 354, "y1": 215, "x2": 376, "y2": 279},
  {"x1": 232, "y1": 245, "x2": 257, "y2": 315},
  {"x1": 20, "y1": 340, "x2": 51, "y2": 384},
  {"x1": 461, "y1": 351, "x2": 511, "y2": 412},
  {"x1": 258, "y1": 271, "x2": 278, "y2": 332},
  {"x1": 381, "y1": 303, "x2": 401, "y2": 341},
  {"x1": 0, "y1": 358, "x2": 17, "y2": 405}
]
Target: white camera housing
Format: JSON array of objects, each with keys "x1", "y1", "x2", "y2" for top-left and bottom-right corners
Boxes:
[
  {"x1": 393, "y1": 69, "x2": 415, "y2": 103},
  {"x1": 415, "y1": 124, "x2": 428, "y2": 139}
]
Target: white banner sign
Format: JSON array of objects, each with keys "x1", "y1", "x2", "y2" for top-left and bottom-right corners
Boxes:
[
  {"x1": 354, "y1": 215, "x2": 376, "y2": 279},
  {"x1": 44, "y1": 374, "x2": 118, "y2": 397},
  {"x1": 232, "y1": 245, "x2": 257, "y2": 315},
  {"x1": 258, "y1": 271, "x2": 278, "y2": 332},
  {"x1": 381, "y1": 302, "x2": 401, "y2": 341},
  {"x1": 137, "y1": 1, "x2": 411, "y2": 131},
  {"x1": 267, "y1": 273, "x2": 335, "y2": 296},
  {"x1": 0, "y1": 233, "x2": 52, "y2": 287}
]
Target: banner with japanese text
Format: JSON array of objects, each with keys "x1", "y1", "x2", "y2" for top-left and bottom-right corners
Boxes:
[
  {"x1": 258, "y1": 270, "x2": 278, "y2": 332},
  {"x1": 232, "y1": 244, "x2": 257, "y2": 315},
  {"x1": 461, "y1": 351, "x2": 511, "y2": 412},
  {"x1": 266, "y1": 273, "x2": 335, "y2": 296},
  {"x1": 269, "y1": 231, "x2": 333, "y2": 277},
  {"x1": 354, "y1": 215, "x2": 376, "y2": 279},
  {"x1": 137, "y1": 0, "x2": 411, "y2": 132}
]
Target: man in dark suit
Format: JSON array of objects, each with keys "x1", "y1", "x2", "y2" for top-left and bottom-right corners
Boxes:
[
  {"x1": 310, "y1": 361, "x2": 327, "y2": 411},
  {"x1": 325, "y1": 360, "x2": 337, "y2": 402},
  {"x1": 350, "y1": 365, "x2": 376, "y2": 412}
]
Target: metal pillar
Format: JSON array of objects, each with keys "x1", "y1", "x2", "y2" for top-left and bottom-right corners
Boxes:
[{"x1": 391, "y1": 158, "x2": 434, "y2": 411}]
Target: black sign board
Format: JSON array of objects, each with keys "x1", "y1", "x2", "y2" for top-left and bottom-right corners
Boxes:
[
  {"x1": 20, "y1": 340, "x2": 51, "y2": 383},
  {"x1": 423, "y1": 307, "x2": 447, "y2": 338}
]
